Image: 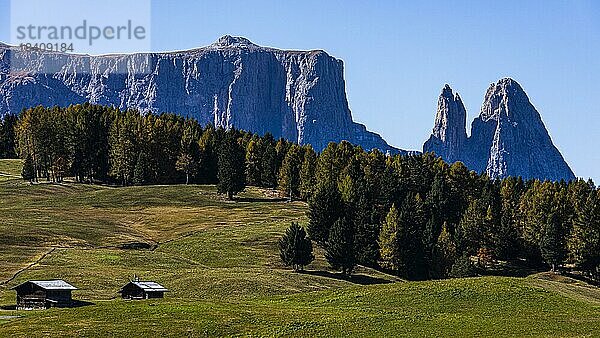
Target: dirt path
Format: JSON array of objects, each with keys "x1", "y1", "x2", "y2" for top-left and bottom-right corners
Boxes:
[{"x1": 0, "y1": 248, "x2": 57, "y2": 286}]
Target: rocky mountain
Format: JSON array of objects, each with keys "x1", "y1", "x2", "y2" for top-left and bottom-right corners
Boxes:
[
  {"x1": 424, "y1": 78, "x2": 575, "y2": 181},
  {"x1": 0, "y1": 35, "x2": 403, "y2": 153},
  {"x1": 423, "y1": 84, "x2": 468, "y2": 164}
]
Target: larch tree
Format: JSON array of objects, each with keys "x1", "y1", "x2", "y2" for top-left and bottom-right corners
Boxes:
[
  {"x1": 245, "y1": 137, "x2": 262, "y2": 187},
  {"x1": 176, "y1": 123, "x2": 201, "y2": 185},
  {"x1": 571, "y1": 190, "x2": 600, "y2": 279},
  {"x1": 109, "y1": 115, "x2": 138, "y2": 186},
  {"x1": 133, "y1": 152, "x2": 152, "y2": 186},
  {"x1": 299, "y1": 146, "x2": 317, "y2": 200},
  {"x1": 431, "y1": 222, "x2": 456, "y2": 279},
  {"x1": 278, "y1": 144, "x2": 302, "y2": 200},
  {"x1": 379, "y1": 203, "x2": 400, "y2": 271},
  {"x1": 540, "y1": 212, "x2": 567, "y2": 272}
]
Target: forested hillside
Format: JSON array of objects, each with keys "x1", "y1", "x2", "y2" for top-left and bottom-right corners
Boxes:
[{"x1": 4, "y1": 104, "x2": 600, "y2": 282}]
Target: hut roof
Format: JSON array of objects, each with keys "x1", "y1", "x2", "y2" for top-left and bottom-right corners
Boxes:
[
  {"x1": 11, "y1": 280, "x2": 77, "y2": 290},
  {"x1": 123, "y1": 281, "x2": 168, "y2": 292}
]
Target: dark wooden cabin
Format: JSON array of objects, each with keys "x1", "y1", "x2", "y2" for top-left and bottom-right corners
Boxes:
[
  {"x1": 119, "y1": 280, "x2": 168, "y2": 300},
  {"x1": 11, "y1": 280, "x2": 77, "y2": 310}
]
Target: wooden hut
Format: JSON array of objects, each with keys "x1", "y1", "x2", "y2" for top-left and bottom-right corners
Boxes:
[
  {"x1": 119, "y1": 280, "x2": 168, "y2": 300},
  {"x1": 11, "y1": 280, "x2": 77, "y2": 310}
]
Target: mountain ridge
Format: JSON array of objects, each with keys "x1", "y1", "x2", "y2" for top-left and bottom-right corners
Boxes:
[
  {"x1": 0, "y1": 35, "x2": 407, "y2": 154},
  {"x1": 424, "y1": 78, "x2": 575, "y2": 181},
  {"x1": 0, "y1": 38, "x2": 577, "y2": 179}
]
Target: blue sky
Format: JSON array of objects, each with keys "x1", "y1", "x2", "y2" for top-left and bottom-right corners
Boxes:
[{"x1": 1, "y1": 1, "x2": 599, "y2": 182}]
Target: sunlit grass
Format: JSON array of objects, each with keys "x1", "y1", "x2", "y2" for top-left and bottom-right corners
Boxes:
[
  {"x1": 0, "y1": 159, "x2": 21, "y2": 182},
  {"x1": 0, "y1": 159, "x2": 599, "y2": 337}
]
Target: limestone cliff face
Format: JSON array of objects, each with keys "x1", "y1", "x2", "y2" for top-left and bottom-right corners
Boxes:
[
  {"x1": 0, "y1": 35, "x2": 403, "y2": 153},
  {"x1": 424, "y1": 78, "x2": 575, "y2": 181},
  {"x1": 423, "y1": 84, "x2": 468, "y2": 164}
]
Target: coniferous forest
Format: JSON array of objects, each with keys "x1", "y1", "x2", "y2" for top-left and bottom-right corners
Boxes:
[{"x1": 3, "y1": 104, "x2": 600, "y2": 282}]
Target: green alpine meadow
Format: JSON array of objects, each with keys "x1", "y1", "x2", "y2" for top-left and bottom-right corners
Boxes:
[
  {"x1": 1, "y1": 2, "x2": 599, "y2": 336},
  {"x1": 0, "y1": 160, "x2": 599, "y2": 336}
]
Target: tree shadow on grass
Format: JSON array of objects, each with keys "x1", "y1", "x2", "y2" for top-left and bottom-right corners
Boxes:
[
  {"x1": 560, "y1": 272, "x2": 600, "y2": 287},
  {"x1": 0, "y1": 300, "x2": 95, "y2": 310},
  {"x1": 301, "y1": 270, "x2": 394, "y2": 285},
  {"x1": 70, "y1": 300, "x2": 95, "y2": 308},
  {"x1": 478, "y1": 259, "x2": 547, "y2": 278},
  {"x1": 234, "y1": 197, "x2": 288, "y2": 203}
]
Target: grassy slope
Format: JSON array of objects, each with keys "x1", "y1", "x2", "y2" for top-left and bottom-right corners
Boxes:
[
  {"x1": 0, "y1": 160, "x2": 599, "y2": 337},
  {"x1": 0, "y1": 159, "x2": 21, "y2": 182}
]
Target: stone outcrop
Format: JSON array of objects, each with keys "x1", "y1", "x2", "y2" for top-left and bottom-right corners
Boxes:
[
  {"x1": 423, "y1": 84, "x2": 468, "y2": 164},
  {"x1": 424, "y1": 78, "x2": 575, "y2": 181},
  {"x1": 0, "y1": 35, "x2": 404, "y2": 153}
]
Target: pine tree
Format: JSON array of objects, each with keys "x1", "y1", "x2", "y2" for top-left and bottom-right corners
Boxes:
[
  {"x1": 0, "y1": 114, "x2": 18, "y2": 159},
  {"x1": 83, "y1": 105, "x2": 110, "y2": 182},
  {"x1": 279, "y1": 222, "x2": 314, "y2": 272},
  {"x1": 21, "y1": 154, "x2": 36, "y2": 183},
  {"x1": 299, "y1": 146, "x2": 317, "y2": 200},
  {"x1": 519, "y1": 181, "x2": 572, "y2": 269},
  {"x1": 448, "y1": 161, "x2": 475, "y2": 221},
  {"x1": 217, "y1": 131, "x2": 246, "y2": 199},
  {"x1": 109, "y1": 115, "x2": 138, "y2": 186},
  {"x1": 423, "y1": 174, "x2": 450, "y2": 273},
  {"x1": 175, "y1": 153, "x2": 193, "y2": 185},
  {"x1": 496, "y1": 177, "x2": 524, "y2": 260},
  {"x1": 325, "y1": 216, "x2": 356, "y2": 275},
  {"x1": 355, "y1": 221, "x2": 380, "y2": 267},
  {"x1": 245, "y1": 137, "x2": 262, "y2": 186},
  {"x1": 571, "y1": 190, "x2": 600, "y2": 279},
  {"x1": 275, "y1": 138, "x2": 290, "y2": 177},
  {"x1": 493, "y1": 210, "x2": 520, "y2": 260},
  {"x1": 540, "y1": 212, "x2": 567, "y2": 272},
  {"x1": 260, "y1": 137, "x2": 278, "y2": 188},
  {"x1": 398, "y1": 193, "x2": 427, "y2": 280},
  {"x1": 338, "y1": 155, "x2": 363, "y2": 203},
  {"x1": 176, "y1": 123, "x2": 201, "y2": 184},
  {"x1": 449, "y1": 253, "x2": 477, "y2": 278},
  {"x1": 519, "y1": 181, "x2": 555, "y2": 264},
  {"x1": 133, "y1": 152, "x2": 151, "y2": 186},
  {"x1": 198, "y1": 125, "x2": 219, "y2": 184},
  {"x1": 477, "y1": 180, "x2": 503, "y2": 258},
  {"x1": 363, "y1": 149, "x2": 386, "y2": 196},
  {"x1": 353, "y1": 188, "x2": 380, "y2": 267},
  {"x1": 431, "y1": 222, "x2": 456, "y2": 279},
  {"x1": 336, "y1": 155, "x2": 379, "y2": 267},
  {"x1": 306, "y1": 182, "x2": 344, "y2": 246},
  {"x1": 456, "y1": 199, "x2": 486, "y2": 256},
  {"x1": 379, "y1": 159, "x2": 401, "y2": 214},
  {"x1": 315, "y1": 142, "x2": 339, "y2": 185},
  {"x1": 425, "y1": 174, "x2": 451, "y2": 224},
  {"x1": 379, "y1": 194, "x2": 428, "y2": 279}
]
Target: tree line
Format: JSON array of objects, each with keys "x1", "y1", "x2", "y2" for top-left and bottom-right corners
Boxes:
[
  {"x1": 283, "y1": 142, "x2": 600, "y2": 282},
  {"x1": 12, "y1": 104, "x2": 316, "y2": 200},
  {"x1": 5, "y1": 104, "x2": 600, "y2": 282},
  {"x1": 0, "y1": 113, "x2": 17, "y2": 159}
]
